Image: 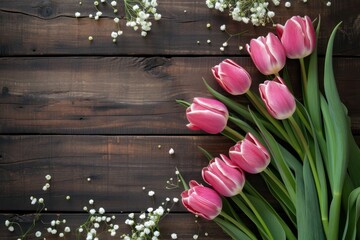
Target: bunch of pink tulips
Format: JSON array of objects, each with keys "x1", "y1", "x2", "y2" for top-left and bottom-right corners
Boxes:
[{"x1": 178, "y1": 16, "x2": 360, "y2": 240}]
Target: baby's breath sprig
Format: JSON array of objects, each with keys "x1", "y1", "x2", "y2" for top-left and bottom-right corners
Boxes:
[
  {"x1": 77, "y1": 199, "x2": 118, "y2": 239},
  {"x1": 206, "y1": 0, "x2": 275, "y2": 26},
  {"x1": 75, "y1": 0, "x2": 161, "y2": 41},
  {"x1": 121, "y1": 188, "x2": 179, "y2": 240}
]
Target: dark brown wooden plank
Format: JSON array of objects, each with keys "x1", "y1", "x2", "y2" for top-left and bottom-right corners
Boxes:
[
  {"x1": 0, "y1": 0, "x2": 358, "y2": 56},
  {"x1": 0, "y1": 213, "x2": 228, "y2": 239},
  {"x1": 0, "y1": 56, "x2": 358, "y2": 133},
  {"x1": 1, "y1": 57, "x2": 359, "y2": 134},
  {"x1": 0, "y1": 135, "x2": 237, "y2": 212}
]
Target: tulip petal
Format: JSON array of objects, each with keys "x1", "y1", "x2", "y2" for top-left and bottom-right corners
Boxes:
[{"x1": 186, "y1": 110, "x2": 227, "y2": 134}]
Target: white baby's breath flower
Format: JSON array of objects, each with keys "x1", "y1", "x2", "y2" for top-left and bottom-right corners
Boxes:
[
  {"x1": 31, "y1": 198, "x2": 37, "y2": 205},
  {"x1": 285, "y1": 1, "x2": 291, "y2": 7},
  {"x1": 169, "y1": 148, "x2": 175, "y2": 155},
  {"x1": 173, "y1": 197, "x2": 179, "y2": 203},
  {"x1": 89, "y1": 209, "x2": 96, "y2": 215},
  {"x1": 5, "y1": 220, "x2": 10, "y2": 227},
  {"x1": 51, "y1": 229, "x2": 57, "y2": 235},
  {"x1": 114, "y1": 17, "x2": 120, "y2": 23},
  {"x1": 89, "y1": 199, "x2": 94, "y2": 204},
  {"x1": 171, "y1": 233, "x2": 178, "y2": 239},
  {"x1": 193, "y1": 234, "x2": 199, "y2": 239},
  {"x1": 117, "y1": 31, "x2": 123, "y2": 36},
  {"x1": 148, "y1": 190, "x2": 155, "y2": 196},
  {"x1": 98, "y1": 207, "x2": 105, "y2": 214},
  {"x1": 220, "y1": 47, "x2": 225, "y2": 51},
  {"x1": 64, "y1": 226, "x2": 71, "y2": 232},
  {"x1": 326, "y1": 1, "x2": 331, "y2": 6},
  {"x1": 8, "y1": 226, "x2": 14, "y2": 232},
  {"x1": 141, "y1": 31, "x2": 147, "y2": 37},
  {"x1": 111, "y1": 1, "x2": 117, "y2": 6},
  {"x1": 78, "y1": 227, "x2": 84, "y2": 232},
  {"x1": 38, "y1": 198, "x2": 44, "y2": 203},
  {"x1": 220, "y1": 24, "x2": 226, "y2": 31},
  {"x1": 154, "y1": 13, "x2": 162, "y2": 20},
  {"x1": 59, "y1": 232, "x2": 64, "y2": 237},
  {"x1": 75, "y1": 12, "x2": 81, "y2": 18},
  {"x1": 35, "y1": 231, "x2": 42, "y2": 237},
  {"x1": 45, "y1": 174, "x2": 52, "y2": 180}
]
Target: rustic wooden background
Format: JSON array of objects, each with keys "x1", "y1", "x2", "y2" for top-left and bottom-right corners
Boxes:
[{"x1": 0, "y1": 0, "x2": 359, "y2": 239}]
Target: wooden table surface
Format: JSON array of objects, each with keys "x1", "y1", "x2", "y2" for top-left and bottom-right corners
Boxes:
[{"x1": 0, "y1": 0, "x2": 359, "y2": 239}]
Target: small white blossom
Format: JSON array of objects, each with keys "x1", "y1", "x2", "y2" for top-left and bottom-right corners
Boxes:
[
  {"x1": 78, "y1": 227, "x2": 83, "y2": 232},
  {"x1": 148, "y1": 190, "x2": 155, "y2": 196},
  {"x1": 31, "y1": 198, "x2": 37, "y2": 205},
  {"x1": 59, "y1": 232, "x2": 64, "y2": 237},
  {"x1": 8, "y1": 226, "x2": 14, "y2": 232},
  {"x1": 88, "y1": 36, "x2": 93, "y2": 41},
  {"x1": 87, "y1": 177, "x2": 91, "y2": 182},
  {"x1": 51, "y1": 229, "x2": 57, "y2": 235},
  {"x1": 75, "y1": 12, "x2": 81, "y2": 18},
  {"x1": 154, "y1": 231, "x2": 160, "y2": 237},
  {"x1": 220, "y1": 47, "x2": 225, "y2": 51},
  {"x1": 285, "y1": 1, "x2": 291, "y2": 7},
  {"x1": 35, "y1": 231, "x2": 42, "y2": 237},
  {"x1": 64, "y1": 226, "x2": 70, "y2": 232},
  {"x1": 326, "y1": 1, "x2": 331, "y2": 6},
  {"x1": 220, "y1": 24, "x2": 226, "y2": 31},
  {"x1": 66, "y1": 195, "x2": 70, "y2": 200},
  {"x1": 118, "y1": 30, "x2": 123, "y2": 36},
  {"x1": 141, "y1": 31, "x2": 148, "y2": 37},
  {"x1": 173, "y1": 197, "x2": 179, "y2": 203},
  {"x1": 193, "y1": 234, "x2": 199, "y2": 239},
  {"x1": 5, "y1": 220, "x2": 10, "y2": 227},
  {"x1": 111, "y1": 1, "x2": 117, "y2": 6},
  {"x1": 45, "y1": 174, "x2": 52, "y2": 180},
  {"x1": 171, "y1": 233, "x2": 178, "y2": 239},
  {"x1": 169, "y1": 148, "x2": 175, "y2": 155},
  {"x1": 98, "y1": 207, "x2": 105, "y2": 214},
  {"x1": 154, "y1": 13, "x2": 162, "y2": 20},
  {"x1": 114, "y1": 17, "x2": 120, "y2": 23},
  {"x1": 206, "y1": 23, "x2": 211, "y2": 28},
  {"x1": 89, "y1": 199, "x2": 94, "y2": 205},
  {"x1": 89, "y1": 209, "x2": 96, "y2": 215}
]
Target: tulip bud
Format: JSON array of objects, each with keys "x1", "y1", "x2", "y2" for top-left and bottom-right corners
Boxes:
[
  {"x1": 259, "y1": 77, "x2": 296, "y2": 120},
  {"x1": 246, "y1": 33, "x2": 286, "y2": 75},
  {"x1": 202, "y1": 154, "x2": 245, "y2": 197},
  {"x1": 212, "y1": 59, "x2": 252, "y2": 95},
  {"x1": 186, "y1": 97, "x2": 229, "y2": 134},
  {"x1": 276, "y1": 15, "x2": 316, "y2": 59},
  {"x1": 181, "y1": 180, "x2": 222, "y2": 220},
  {"x1": 228, "y1": 133, "x2": 270, "y2": 174}
]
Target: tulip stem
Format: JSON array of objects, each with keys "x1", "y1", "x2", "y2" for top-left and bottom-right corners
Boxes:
[
  {"x1": 246, "y1": 90, "x2": 288, "y2": 140},
  {"x1": 299, "y1": 58, "x2": 307, "y2": 90},
  {"x1": 218, "y1": 211, "x2": 257, "y2": 240},
  {"x1": 239, "y1": 192, "x2": 274, "y2": 240},
  {"x1": 222, "y1": 126, "x2": 244, "y2": 141}
]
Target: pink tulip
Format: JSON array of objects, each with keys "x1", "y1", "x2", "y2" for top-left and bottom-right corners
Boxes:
[
  {"x1": 246, "y1": 33, "x2": 286, "y2": 75},
  {"x1": 276, "y1": 16, "x2": 316, "y2": 59},
  {"x1": 259, "y1": 77, "x2": 296, "y2": 120},
  {"x1": 186, "y1": 97, "x2": 229, "y2": 134},
  {"x1": 212, "y1": 59, "x2": 252, "y2": 95},
  {"x1": 202, "y1": 154, "x2": 246, "y2": 197},
  {"x1": 228, "y1": 133, "x2": 270, "y2": 174},
  {"x1": 181, "y1": 180, "x2": 222, "y2": 220}
]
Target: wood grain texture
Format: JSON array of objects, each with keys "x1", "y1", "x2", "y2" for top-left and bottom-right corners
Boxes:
[
  {"x1": 1, "y1": 57, "x2": 359, "y2": 134},
  {"x1": 0, "y1": 135, "x2": 237, "y2": 212},
  {"x1": 0, "y1": 213, "x2": 228, "y2": 239},
  {"x1": 0, "y1": 0, "x2": 359, "y2": 56}
]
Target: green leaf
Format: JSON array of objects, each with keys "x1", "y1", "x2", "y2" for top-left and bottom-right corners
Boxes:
[
  {"x1": 249, "y1": 109, "x2": 296, "y2": 203},
  {"x1": 247, "y1": 195, "x2": 286, "y2": 240},
  {"x1": 305, "y1": 17, "x2": 322, "y2": 132},
  {"x1": 297, "y1": 157, "x2": 326, "y2": 240},
  {"x1": 323, "y1": 22, "x2": 350, "y2": 240},
  {"x1": 342, "y1": 187, "x2": 360, "y2": 240},
  {"x1": 213, "y1": 217, "x2": 254, "y2": 240},
  {"x1": 175, "y1": 99, "x2": 191, "y2": 108}
]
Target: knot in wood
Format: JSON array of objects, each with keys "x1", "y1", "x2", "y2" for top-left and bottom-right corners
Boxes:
[{"x1": 37, "y1": 0, "x2": 54, "y2": 18}]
